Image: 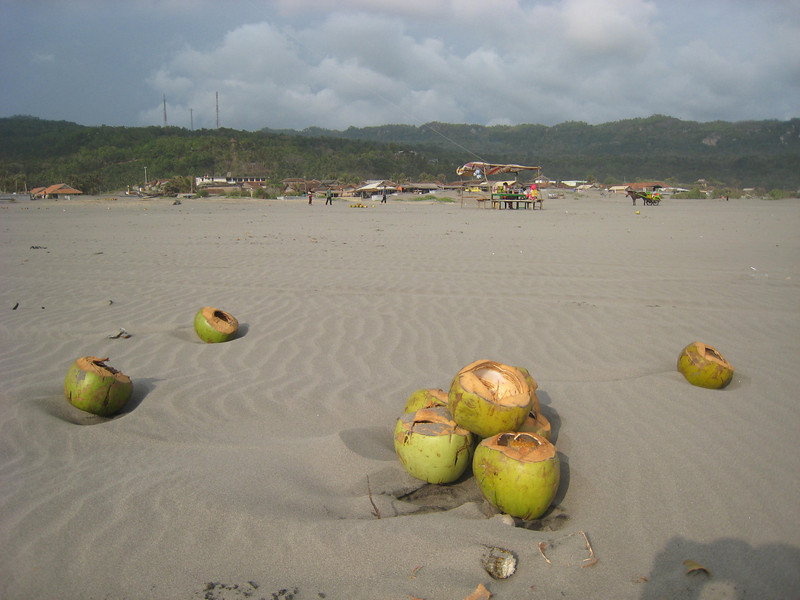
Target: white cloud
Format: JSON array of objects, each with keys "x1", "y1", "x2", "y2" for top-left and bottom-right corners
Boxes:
[{"x1": 6, "y1": 0, "x2": 791, "y2": 129}]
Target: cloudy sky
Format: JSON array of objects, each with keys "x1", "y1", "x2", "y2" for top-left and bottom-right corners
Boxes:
[{"x1": 1, "y1": 0, "x2": 798, "y2": 131}]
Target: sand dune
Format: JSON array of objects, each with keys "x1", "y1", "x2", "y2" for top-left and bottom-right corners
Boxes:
[{"x1": 1, "y1": 192, "x2": 798, "y2": 599}]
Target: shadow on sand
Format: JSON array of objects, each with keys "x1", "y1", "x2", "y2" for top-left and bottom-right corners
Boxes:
[{"x1": 639, "y1": 535, "x2": 800, "y2": 599}]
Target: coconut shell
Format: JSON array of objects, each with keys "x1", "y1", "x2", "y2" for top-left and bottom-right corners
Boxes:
[
  {"x1": 473, "y1": 432, "x2": 560, "y2": 520},
  {"x1": 515, "y1": 366, "x2": 540, "y2": 413},
  {"x1": 518, "y1": 410, "x2": 551, "y2": 440},
  {"x1": 394, "y1": 406, "x2": 473, "y2": 484},
  {"x1": 677, "y1": 341, "x2": 734, "y2": 389},
  {"x1": 194, "y1": 306, "x2": 239, "y2": 343},
  {"x1": 64, "y1": 356, "x2": 133, "y2": 416},
  {"x1": 448, "y1": 360, "x2": 533, "y2": 438},
  {"x1": 403, "y1": 388, "x2": 449, "y2": 413}
]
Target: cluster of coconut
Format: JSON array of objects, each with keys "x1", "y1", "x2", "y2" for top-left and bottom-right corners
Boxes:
[
  {"x1": 394, "y1": 360, "x2": 560, "y2": 521},
  {"x1": 63, "y1": 306, "x2": 238, "y2": 417}
]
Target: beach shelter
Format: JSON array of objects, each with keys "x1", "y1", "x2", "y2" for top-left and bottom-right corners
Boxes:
[
  {"x1": 354, "y1": 180, "x2": 398, "y2": 199},
  {"x1": 32, "y1": 184, "x2": 83, "y2": 199},
  {"x1": 456, "y1": 162, "x2": 542, "y2": 207}
]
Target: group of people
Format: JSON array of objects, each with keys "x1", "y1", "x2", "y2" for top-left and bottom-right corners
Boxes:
[
  {"x1": 496, "y1": 182, "x2": 539, "y2": 200},
  {"x1": 307, "y1": 189, "x2": 336, "y2": 205},
  {"x1": 307, "y1": 188, "x2": 388, "y2": 205}
]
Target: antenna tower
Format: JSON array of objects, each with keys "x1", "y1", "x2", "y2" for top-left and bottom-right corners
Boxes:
[
  {"x1": 216, "y1": 92, "x2": 220, "y2": 128},
  {"x1": 163, "y1": 94, "x2": 167, "y2": 127}
]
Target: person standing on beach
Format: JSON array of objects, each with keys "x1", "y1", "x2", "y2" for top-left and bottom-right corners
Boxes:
[
  {"x1": 326, "y1": 188, "x2": 333, "y2": 205},
  {"x1": 381, "y1": 188, "x2": 387, "y2": 203},
  {"x1": 308, "y1": 190, "x2": 313, "y2": 205}
]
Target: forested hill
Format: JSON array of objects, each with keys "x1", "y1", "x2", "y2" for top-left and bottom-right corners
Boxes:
[
  {"x1": 1, "y1": 114, "x2": 798, "y2": 194},
  {"x1": 0, "y1": 115, "x2": 464, "y2": 195},
  {"x1": 290, "y1": 116, "x2": 800, "y2": 159},
  {"x1": 275, "y1": 115, "x2": 800, "y2": 190}
]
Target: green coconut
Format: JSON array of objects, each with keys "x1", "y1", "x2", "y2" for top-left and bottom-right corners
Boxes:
[
  {"x1": 402, "y1": 388, "x2": 449, "y2": 413},
  {"x1": 394, "y1": 406, "x2": 474, "y2": 484},
  {"x1": 677, "y1": 341, "x2": 734, "y2": 389},
  {"x1": 194, "y1": 306, "x2": 239, "y2": 343},
  {"x1": 448, "y1": 360, "x2": 533, "y2": 438},
  {"x1": 473, "y1": 432, "x2": 560, "y2": 520},
  {"x1": 518, "y1": 409, "x2": 552, "y2": 440},
  {"x1": 515, "y1": 366, "x2": 541, "y2": 414},
  {"x1": 64, "y1": 356, "x2": 133, "y2": 417}
]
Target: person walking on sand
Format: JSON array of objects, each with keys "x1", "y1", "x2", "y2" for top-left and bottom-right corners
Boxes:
[
  {"x1": 381, "y1": 188, "x2": 387, "y2": 203},
  {"x1": 326, "y1": 188, "x2": 333, "y2": 205},
  {"x1": 308, "y1": 190, "x2": 313, "y2": 205}
]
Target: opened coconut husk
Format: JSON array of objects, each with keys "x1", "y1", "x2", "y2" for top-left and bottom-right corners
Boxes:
[
  {"x1": 448, "y1": 360, "x2": 533, "y2": 438},
  {"x1": 515, "y1": 366, "x2": 540, "y2": 413},
  {"x1": 677, "y1": 341, "x2": 734, "y2": 389},
  {"x1": 473, "y1": 432, "x2": 560, "y2": 520},
  {"x1": 194, "y1": 306, "x2": 239, "y2": 343},
  {"x1": 64, "y1": 356, "x2": 133, "y2": 417},
  {"x1": 394, "y1": 406, "x2": 474, "y2": 484},
  {"x1": 519, "y1": 409, "x2": 551, "y2": 440}
]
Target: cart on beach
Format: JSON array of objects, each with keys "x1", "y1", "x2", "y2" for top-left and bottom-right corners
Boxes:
[{"x1": 626, "y1": 186, "x2": 662, "y2": 206}]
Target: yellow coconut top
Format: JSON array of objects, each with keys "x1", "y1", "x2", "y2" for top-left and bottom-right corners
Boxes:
[
  {"x1": 693, "y1": 342, "x2": 734, "y2": 369},
  {"x1": 201, "y1": 306, "x2": 239, "y2": 334},
  {"x1": 482, "y1": 432, "x2": 556, "y2": 462},
  {"x1": 458, "y1": 360, "x2": 531, "y2": 408},
  {"x1": 77, "y1": 356, "x2": 131, "y2": 384},
  {"x1": 400, "y1": 407, "x2": 471, "y2": 437}
]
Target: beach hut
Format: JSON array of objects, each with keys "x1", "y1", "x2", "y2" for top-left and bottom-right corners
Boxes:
[
  {"x1": 32, "y1": 184, "x2": 83, "y2": 199},
  {"x1": 609, "y1": 185, "x2": 630, "y2": 194},
  {"x1": 355, "y1": 180, "x2": 398, "y2": 199}
]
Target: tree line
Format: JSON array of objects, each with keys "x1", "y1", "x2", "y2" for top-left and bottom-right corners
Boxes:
[{"x1": 1, "y1": 114, "x2": 798, "y2": 195}]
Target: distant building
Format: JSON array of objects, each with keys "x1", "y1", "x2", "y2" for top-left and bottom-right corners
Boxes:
[
  {"x1": 196, "y1": 174, "x2": 268, "y2": 188},
  {"x1": 354, "y1": 180, "x2": 398, "y2": 198},
  {"x1": 31, "y1": 183, "x2": 83, "y2": 199},
  {"x1": 401, "y1": 182, "x2": 441, "y2": 194},
  {"x1": 559, "y1": 180, "x2": 588, "y2": 189},
  {"x1": 195, "y1": 175, "x2": 229, "y2": 187},
  {"x1": 280, "y1": 178, "x2": 321, "y2": 194},
  {"x1": 627, "y1": 181, "x2": 667, "y2": 192}
]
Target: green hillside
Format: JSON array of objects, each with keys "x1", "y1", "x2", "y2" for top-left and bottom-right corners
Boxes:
[
  {"x1": 1, "y1": 114, "x2": 798, "y2": 194},
  {"x1": 0, "y1": 116, "x2": 460, "y2": 195},
  {"x1": 280, "y1": 115, "x2": 800, "y2": 190}
]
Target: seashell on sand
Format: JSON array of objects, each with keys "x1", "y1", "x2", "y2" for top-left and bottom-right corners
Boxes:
[{"x1": 481, "y1": 545, "x2": 517, "y2": 579}]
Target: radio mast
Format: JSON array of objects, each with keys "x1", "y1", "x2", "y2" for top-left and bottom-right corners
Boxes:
[
  {"x1": 216, "y1": 92, "x2": 219, "y2": 128},
  {"x1": 162, "y1": 94, "x2": 167, "y2": 127}
]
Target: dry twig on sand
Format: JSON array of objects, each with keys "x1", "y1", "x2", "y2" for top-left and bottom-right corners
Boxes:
[{"x1": 366, "y1": 476, "x2": 381, "y2": 519}]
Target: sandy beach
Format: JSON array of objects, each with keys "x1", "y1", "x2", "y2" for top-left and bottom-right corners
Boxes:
[{"x1": 1, "y1": 191, "x2": 798, "y2": 599}]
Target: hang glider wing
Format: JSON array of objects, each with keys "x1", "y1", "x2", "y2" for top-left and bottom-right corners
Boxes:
[{"x1": 457, "y1": 162, "x2": 541, "y2": 177}]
